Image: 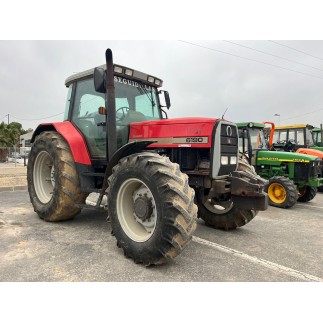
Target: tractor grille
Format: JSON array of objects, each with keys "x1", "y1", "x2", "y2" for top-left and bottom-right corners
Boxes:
[
  {"x1": 211, "y1": 121, "x2": 239, "y2": 178},
  {"x1": 294, "y1": 159, "x2": 321, "y2": 181}
]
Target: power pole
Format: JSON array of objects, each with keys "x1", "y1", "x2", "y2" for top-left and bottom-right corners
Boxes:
[{"x1": 5, "y1": 114, "x2": 9, "y2": 124}]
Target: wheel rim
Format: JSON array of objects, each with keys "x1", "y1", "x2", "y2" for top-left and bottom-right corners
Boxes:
[
  {"x1": 203, "y1": 198, "x2": 233, "y2": 215},
  {"x1": 33, "y1": 151, "x2": 55, "y2": 204},
  {"x1": 268, "y1": 183, "x2": 286, "y2": 204},
  {"x1": 116, "y1": 178, "x2": 157, "y2": 242}
]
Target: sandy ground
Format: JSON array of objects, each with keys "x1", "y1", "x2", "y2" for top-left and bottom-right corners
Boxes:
[{"x1": 0, "y1": 162, "x2": 27, "y2": 187}]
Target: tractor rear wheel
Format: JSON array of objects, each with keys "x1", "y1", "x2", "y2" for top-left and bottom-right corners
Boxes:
[
  {"x1": 196, "y1": 155, "x2": 259, "y2": 230},
  {"x1": 265, "y1": 176, "x2": 298, "y2": 208},
  {"x1": 27, "y1": 131, "x2": 86, "y2": 221},
  {"x1": 107, "y1": 152, "x2": 197, "y2": 265},
  {"x1": 297, "y1": 186, "x2": 317, "y2": 202}
]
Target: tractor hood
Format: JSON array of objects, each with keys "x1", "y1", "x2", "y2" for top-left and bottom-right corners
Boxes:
[
  {"x1": 129, "y1": 117, "x2": 219, "y2": 148},
  {"x1": 257, "y1": 150, "x2": 318, "y2": 165}
]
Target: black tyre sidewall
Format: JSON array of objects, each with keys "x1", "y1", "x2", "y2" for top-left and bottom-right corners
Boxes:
[
  {"x1": 196, "y1": 190, "x2": 256, "y2": 230},
  {"x1": 28, "y1": 135, "x2": 61, "y2": 219},
  {"x1": 297, "y1": 186, "x2": 317, "y2": 203},
  {"x1": 27, "y1": 132, "x2": 83, "y2": 221}
]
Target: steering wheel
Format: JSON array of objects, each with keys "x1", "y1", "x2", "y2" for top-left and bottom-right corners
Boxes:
[
  {"x1": 285, "y1": 139, "x2": 297, "y2": 152},
  {"x1": 116, "y1": 107, "x2": 130, "y2": 122},
  {"x1": 276, "y1": 139, "x2": 296, "y2": 152}
]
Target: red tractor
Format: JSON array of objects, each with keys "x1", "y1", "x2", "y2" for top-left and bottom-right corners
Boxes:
[{"x1": 27, "y1": 49, "x2": 268, "y2": 265}]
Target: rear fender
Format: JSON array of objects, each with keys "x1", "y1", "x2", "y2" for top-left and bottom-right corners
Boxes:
[{"x1": 31, "y1": 122, "x2": 91, "y2": 165}]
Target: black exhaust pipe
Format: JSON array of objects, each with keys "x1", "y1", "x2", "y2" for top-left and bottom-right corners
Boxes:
[{"x1": 105, "y1": 48, "x2": 117, "y2": 161}]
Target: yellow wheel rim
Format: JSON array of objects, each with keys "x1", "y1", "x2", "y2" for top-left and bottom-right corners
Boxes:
[{"x1": 268, "y1": 183, "x2": 287, "y2": 204}]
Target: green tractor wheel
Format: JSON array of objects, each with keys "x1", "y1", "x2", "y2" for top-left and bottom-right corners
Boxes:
[
  {"x1": 297, "y1": 186, "x2": 317, "y2": 202},
  {"x1": 265, "y1": 176, "x2": 298, "y2": 208}
]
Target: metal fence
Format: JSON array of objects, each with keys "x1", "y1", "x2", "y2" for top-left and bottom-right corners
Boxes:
[{"x1": 0, "y1": 147, "x2": 31, "y2": 164}]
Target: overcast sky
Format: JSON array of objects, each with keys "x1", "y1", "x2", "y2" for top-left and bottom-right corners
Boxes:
[{"x1": 1, "y1": 40, "x2": 323, "y2": 131}]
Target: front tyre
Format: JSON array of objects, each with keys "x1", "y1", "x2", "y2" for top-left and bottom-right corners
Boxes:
[
  {"x1": 27, "y1": 131, "x2": 86, "y2": 221},
  {"x1": 297, "y1": 186, "x2": 317, "y2": 202},
  {"x1": 107, "y1": 153, "x2": 197, "y2": 265},
  {"x1": 196, "y1": 156, "x2": 260, "y2": 230},
  {"x1": 265, "y1": 176, "x2": 298, "y2": 208}
]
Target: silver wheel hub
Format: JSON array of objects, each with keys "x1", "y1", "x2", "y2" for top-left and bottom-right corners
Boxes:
[
  {"x1": 33, "y1": 151, "x2": 55, "y2": 204},
  {"x1": 116, "y1": 178, "x2": 157, "y2": 242}
]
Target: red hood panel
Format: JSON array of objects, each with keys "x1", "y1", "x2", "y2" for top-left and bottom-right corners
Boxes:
[{"x1": 129, "y1": 117, "x2": 218, "y2": 148}]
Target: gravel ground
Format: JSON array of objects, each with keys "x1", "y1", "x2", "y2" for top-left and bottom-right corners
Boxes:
[{"x1": 0, "y1": 162, "x2": 27, "y2": 188}]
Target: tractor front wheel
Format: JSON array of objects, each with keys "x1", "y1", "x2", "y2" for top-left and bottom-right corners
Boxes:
[
  {"x1": 297, "y1": 186, "x2": 317, "y2": 202},
  {"x1": 107, "y1": 153, "x2": 197, "y2": 265},
  {"x1": 27, "y1": 131, "x2": 86, "y2": 221},
  {"x1": 196, "y1": 156, "x2": 259, "y2": 230},
  {"x1": 265, "y1": 176, "x2": 298, "y2": 208}
]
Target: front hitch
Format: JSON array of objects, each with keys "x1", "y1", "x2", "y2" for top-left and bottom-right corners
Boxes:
[{"x1": 229, "y1": 171, "x2": 268, "y2": 211}]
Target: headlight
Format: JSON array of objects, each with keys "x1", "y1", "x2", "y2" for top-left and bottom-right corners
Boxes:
[
  {"x1": 147, "y1": 76, "x2": 154, "y2": 83},
  {"x1": 114, "y1": 66, "x2": 123, "y2": 73},
  {"x1": 230, "y1": 156, "x2": 237, "y2": 164},
  {"x1": 221, "y1": 156, "x2": 229, "y2": 165},
  {"x1": 125, "y1": 69, "x2": 133, "y2": 76}
]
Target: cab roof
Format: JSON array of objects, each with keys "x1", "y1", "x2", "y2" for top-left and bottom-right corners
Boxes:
[
  {"x1": 236, "y1": 122, "x2": 265, "y2": 129},
  {"x1": 275, "y1": 124, "x2": 314, "y2": 130},
  {"x1": 65, "y1": 63, "x2": 163, "y2": 88}
]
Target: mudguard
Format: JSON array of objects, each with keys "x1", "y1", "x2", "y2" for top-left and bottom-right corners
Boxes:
[{"x1": 31, "y1": 122, "x2": 92, "y2": 165}]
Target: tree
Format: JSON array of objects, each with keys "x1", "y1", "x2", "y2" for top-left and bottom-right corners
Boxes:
[
  {"x1": 0, "y1": 122, "x2": 22, "y2": 146},
  {"x1": 0, "y1": 122, "x2": 24, "y2": 162}
]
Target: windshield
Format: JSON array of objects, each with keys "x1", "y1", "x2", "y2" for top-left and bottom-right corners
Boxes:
[
  {"x1": 313, "y1": 130, "x2": 322, "y2": 145},
  {"x1": 249, "y1": 128, "x2": 267, "y2": 150},
  {"x1": 73, "y1": 77, "x2": 160, "y2": 121},
  {"x1": 71, "y1": 77, "x2": 161, "y2": 158}
]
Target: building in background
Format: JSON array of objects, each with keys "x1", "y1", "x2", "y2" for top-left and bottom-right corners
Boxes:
[{"x1": 19, "y1": 131, "x2": 33, "y2": 157}]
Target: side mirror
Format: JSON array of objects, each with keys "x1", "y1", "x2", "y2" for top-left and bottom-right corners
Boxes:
[
  {"x1": 94, "y1": 67, "x2": 106, "y2": 93},
  {"x1": 164, "y1": 91, "x2": 171, "y2": 109}
]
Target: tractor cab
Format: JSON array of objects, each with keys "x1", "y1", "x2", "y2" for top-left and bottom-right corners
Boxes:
[
  {"x1": 273, "y1": 124, "x2": 319, "y2": 151},
  {"x1": 237, "y1": 122, "x2": 269, "y2": 165},
  {"x1": 312, "y1": 127, "x2": 323, "y2": 148},
  {"x1": 64, "y1": 64, "x2": 170, "y2": 160}
]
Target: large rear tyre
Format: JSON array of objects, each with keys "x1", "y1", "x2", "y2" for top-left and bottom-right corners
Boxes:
[
  {"x1": 297, "y1": 186, "x2": 317, "y2": 202},
  {"x1": 265, "y1": 176, "x2": 298, "y2": 208},
  {"x1": 196, "y1": 155, "x2": 260, "y2": 230},
  {"x1": 27, "y1": 131, "x2": 86, "y2": 221},
  {"x1": 107, "y1": 153, "x2": 197, "y2": 266}
]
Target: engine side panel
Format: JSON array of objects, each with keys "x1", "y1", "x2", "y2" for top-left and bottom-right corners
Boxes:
[{"x1": 129, "y1": 117, "x2": 217, "y2": 148}]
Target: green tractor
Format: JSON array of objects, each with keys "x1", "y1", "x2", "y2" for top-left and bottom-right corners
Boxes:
[
  {"x1": 273, "y1": 123, "x2": 323, "y2": 192},
  {"x1": 237, "y1": 122, "x2": 323, "y2": 208}
]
